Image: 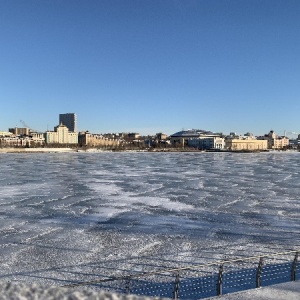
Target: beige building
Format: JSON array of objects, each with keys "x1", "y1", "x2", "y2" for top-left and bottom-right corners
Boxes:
[
  {"x1": 263, "y1": 131, "x2": 289, "y2": 149},
  {"x1": 0, "y1": 131, "x2": 13, "y2": 137},
  {"x1": 156, "y1": 133, "x2": 168, "y2": 140},
  {"x1": 45, "y1": 124, "x2": 78, "y2": 144},
  {"x1": 9, "y1": 127, "x2": 29, "y2": 136},
  {"x1": 78, "y1": 131, "x2": 119, "y2": 147},
  {"x1": 225, "y1": 139, "x2": 268, "y2": 151}
]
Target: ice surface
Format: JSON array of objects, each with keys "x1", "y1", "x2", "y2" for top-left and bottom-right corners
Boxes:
[{"x1": 0, "y1": 152, "x2": 299, "y2": 288}]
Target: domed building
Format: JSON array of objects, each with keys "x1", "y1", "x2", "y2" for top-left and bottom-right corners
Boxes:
[{"x1": 170, "y1": 129, "x2": 224, "y2": 149}]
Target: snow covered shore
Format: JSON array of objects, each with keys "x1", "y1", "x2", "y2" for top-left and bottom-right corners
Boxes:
[
  {"x1": 1, "y1": 280, "x2": 299, "y2": 300},
  {"x1": 0, "y1": 147, "x2": 77, "y2": 153},
  {"x1": 0, "y1": 281, "x2": 168, "y2": 300}
]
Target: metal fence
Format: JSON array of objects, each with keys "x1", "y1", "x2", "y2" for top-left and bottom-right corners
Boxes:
[{"x1": 64, "y1": 250, "x2": 299, "y2": 299}]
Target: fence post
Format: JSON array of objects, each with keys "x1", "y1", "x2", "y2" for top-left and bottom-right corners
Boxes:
[
  {"x1": 173, "y1": 272, "x2": 180, "y2": 300},
  {"x1": 217, "y1": 264, "x2": 223, "y2": 296},
  {"x1": 125, "y1": 278, "x2": 131, "y2": 294},
  {"x1": 256, "y1": 257, "x2": 264, "y2": 288},
  {"x1": 291, "y1": 251, "x2": 298, "y2": 281}
]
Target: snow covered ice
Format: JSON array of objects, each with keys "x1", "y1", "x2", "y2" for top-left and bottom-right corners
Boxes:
[{"x1": 0, "y1": 152, "x2": 299, "y2": 289}]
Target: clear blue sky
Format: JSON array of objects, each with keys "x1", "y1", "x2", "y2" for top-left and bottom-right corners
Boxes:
[{"x1": 0, "y1": 0, "x2": 299, "y2": 136}]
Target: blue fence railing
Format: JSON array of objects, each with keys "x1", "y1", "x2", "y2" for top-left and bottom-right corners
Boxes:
[{"x1": 64, "y1": 250, "x2": 299, "y2": 299}]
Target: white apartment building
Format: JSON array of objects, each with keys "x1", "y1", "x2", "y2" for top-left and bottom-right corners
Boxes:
[
  {"x1": 44, "y1": 124, "x2": 78, "y2": 144},
  {"x1": 188, "y1": 137, "x2": 225, "y2": 149}
]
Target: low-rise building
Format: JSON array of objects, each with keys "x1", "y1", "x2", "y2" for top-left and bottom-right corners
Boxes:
[
  {"x1": 9, "y1": 127, "x2": 29, "y2": 136},
  {"x1": 225, "y1": 138, "x2": 268, "y2": 151},
  {"x1": 170, "y1": 129, "x2": 221, "y2": 147},
  {"x1": 156, "y1": 133, "x2": 168, "y2": 140},
  {"x1": 260, "y1": 131, "x2": 289, "y2": 149},
  {"x1": 0, "y1": 136, "x2": 22, "y2": 147},
  {"x1": 127, "y1": 133, "x2": 140, "y2": 139},
  {"x1": 0, "y1": 131, "x2": 13, "y2": 137},
  {"x1": 0, "y1": 136, "x2": 33, "y2": 147},
  {"x1": 188, "y1": 137, "x2": 225, "y2": 150},
  {"x1": 30, "y1": 132, "x2": 45, "y2": 146},
  {"x1": 78, "y1": 131, "x2": 119, "y2": 147}
]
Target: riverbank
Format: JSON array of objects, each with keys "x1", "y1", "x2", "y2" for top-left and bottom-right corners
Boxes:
[
  {"x1": 0, "y1": 147, "x2": 296, "y2": 153},
  {"x1": 0, "y1": 147, "x2": 77, "y2": 153},
  {"x1": 0, "y1": 147, "x2": 204, "y2": 153}
]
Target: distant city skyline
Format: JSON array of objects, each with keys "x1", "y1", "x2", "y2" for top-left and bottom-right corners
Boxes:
[
  {"x1": 1, "y1": 0, "x2": 300, "y2": 136},
  {"x1": 1, "y1": 112, "x2": 300, "y2": 139},
  {"x1": 2, "y1": 114, "x2": 299, "y2": 139}
]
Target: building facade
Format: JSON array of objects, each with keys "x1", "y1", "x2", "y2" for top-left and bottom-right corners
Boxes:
[
  {"x1": 170, "y1": 129, "x2": 222, "y2": 147},
  {"x1": 0, "y1": 132, "x2": 13, "y2": 137},
  {"x1": 262, "y1": 131, "x2": 289, "y2": 149},
  {"x1": 188, "y1": 137, "x2": 225, "y2": 149},
  {"x1": 59, "y1": 113, "x2": 77, "y2": 132},
  {"x1": 8, "y1": 127, "x2": 29, "y2": 136},
  {"x1": 0, "y1": 135, "x2": 44, "y2": 147},
  {"x1": 78, "y1": 131, "x2": 119, "y2": 147},
  {"x1": 225, "y1": 139, "x2": 268, "y2": 151},
  {"x1": 45, "y1": 124, "x2": 78, "y2": 144},
  {"x1": 29, "y1": 132, "x2": 45, "y2": 145}
]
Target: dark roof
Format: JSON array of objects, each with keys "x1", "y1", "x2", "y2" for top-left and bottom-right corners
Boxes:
[{"x1": 170, "y1": 129, "x2": 215, "y2": 138}]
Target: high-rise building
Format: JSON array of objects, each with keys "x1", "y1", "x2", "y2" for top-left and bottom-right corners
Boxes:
[{"x1": 59, "y1": 113, "x2": 77, "y2": 132}]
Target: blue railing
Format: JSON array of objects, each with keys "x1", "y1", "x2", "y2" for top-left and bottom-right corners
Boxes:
[{"x1": 64, "y1": 250, "x2": 299, "y2": 299}]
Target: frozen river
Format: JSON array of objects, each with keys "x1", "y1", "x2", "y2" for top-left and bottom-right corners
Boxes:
[{"x1": 0, "y1": 152, "x2": 299, "y2": 287}]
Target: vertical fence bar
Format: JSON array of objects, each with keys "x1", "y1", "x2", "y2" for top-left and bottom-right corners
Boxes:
[
  {"x1": 125, "y1": 278, "x2": 131, "y2": 294},
  {"x1": 173, "y1": 272, "x2": 180, "y2": 300},
  {"x1": 256, "y1": 257, "x2": 264, "y2": 288},
  {"x1": 217, "y1": 264, "x2": 223, "y2": 296},
  {"x1": 291, "y1": 252, "x2": 298, "y2": 281}
]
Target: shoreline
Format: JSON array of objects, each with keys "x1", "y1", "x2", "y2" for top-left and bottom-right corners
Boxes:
[
  {"x1": 0, "y1": 148, "x2": 77, "y2": 153},
  {"x1": 0, "y1": 147, "x2": 297, "y2": 154}
]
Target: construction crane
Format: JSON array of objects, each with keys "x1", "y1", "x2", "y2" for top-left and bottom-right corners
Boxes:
[
  {"x1": 285, "y1": 131, "x2": 299, "y2": 138},
  {"x1": 19, "y1": 120, "x2": 39, "y2": 133}
]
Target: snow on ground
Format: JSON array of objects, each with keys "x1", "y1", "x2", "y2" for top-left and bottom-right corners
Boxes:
[
  {"x1": 0, "y1": 281, "x2": 169, "y2": 300},
  {"x1": 0, "y1": 280, "x2": 299, "y2": 300}
]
